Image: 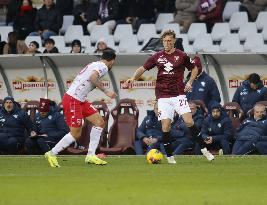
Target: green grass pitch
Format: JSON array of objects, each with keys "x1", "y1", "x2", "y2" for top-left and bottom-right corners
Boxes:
[{"x1": 1, "y1": 155, "x2": 267, "y2": 205}]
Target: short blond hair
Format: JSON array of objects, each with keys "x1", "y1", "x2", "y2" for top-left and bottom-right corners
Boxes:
[{"x1": 161, "y1": 30, "x2": 176, "y2": 40}]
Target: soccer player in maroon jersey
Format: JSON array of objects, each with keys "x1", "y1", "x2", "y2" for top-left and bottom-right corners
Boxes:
[{"x1": 125, "y1": 30, "x2": 214, "y2": 163}]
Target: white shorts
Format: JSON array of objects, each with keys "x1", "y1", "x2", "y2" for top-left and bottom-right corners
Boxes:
[{"x1": 157, "y1": 95, "x2": 191, "y2": 121}]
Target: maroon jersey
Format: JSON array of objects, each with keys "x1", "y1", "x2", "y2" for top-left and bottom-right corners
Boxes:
[{"x1": 143, "y1": 49, "x2": 195, "y2": 99}]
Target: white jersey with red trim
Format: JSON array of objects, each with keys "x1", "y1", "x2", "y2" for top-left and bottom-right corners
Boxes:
[{"x1": 66, "y1": 61, "x2": 108, "y2": 102}]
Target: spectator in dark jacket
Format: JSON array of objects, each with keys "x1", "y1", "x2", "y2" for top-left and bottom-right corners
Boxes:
[
  {"x1": 232, "y1": 73, "x2": 267, "y2": 115},
  {"x1": 25, "y1": 98, "x2": 69, "y2": 154},
  {"x1": 197, "y1": 0, "x2": 223, "y2": 33},
  {"x1": 6, "y1": 0, "x2": 22, "y2": 26},
  {"x1": 30, "y1": 0, "x2": 63, "y2": 40},
  {"x1": 13, "y1": 0, "x2": 37, "y2": 40},
  {"x1": 0, "y1": 96, "x2": 32, "y2": 154},
  {"x1": 200, "y1": 102, "x2": 234, "y2": 154},
  {"x1": 232, "y1": 103, "x2": 267, "y2": 155},
  {"x1": 135, "y1": 102, "x2": 162, "y2": 155},
  {"x1": 117, "y1": 0, "x2": 155, "y2": 30},
  {"x1": 43, "y1": 38, "x2": 59, "y2": 53},
  {"x1": 56, "y1": 0, "x2": 74, "y2": 15},
  {"x1": 170, "y1": 102, "x2": 203, "y2": 155},
  {"x1": 87, "y1": 0, "x2": 120, "y2": 34},
  {"x1": 73, "y1": 0, "x2": 98, "y2": 34},
  {"x1": 186, "y1": 56, "x2": 221, "y2": 111}
]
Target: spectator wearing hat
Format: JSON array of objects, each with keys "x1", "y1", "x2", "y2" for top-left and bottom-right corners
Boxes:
[
  {"x1": 232, "y1": 73, "x2": 267, "y2": 115},
  {"x1": 25, "y1": 98, "x2": 69, "y2": 154},
  {"x1": 0, "y1": 96, "x2": 32, "y2": 154},
  {"x1": 94, "y1": 38, "x2": 114, "y2": 54},
  {"x1": 70, "y1": 39, "x2": 83, "y2": 53},
  {"x1": 186, "y1": 56, "x2": 221, "y2": 111},
  {"x1": 198, "y1": 102, "x2": 234, "y2": 154},
  {"x1": 27, "y1": 41, "x2": 41, "y2": 54},
  {"x1": 43, "y1": 38, "x2": 59, "y2": 53}
]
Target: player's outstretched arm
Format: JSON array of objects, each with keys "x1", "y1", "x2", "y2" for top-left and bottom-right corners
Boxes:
[
  {"x1": 124, "y1": 66, "x2": 146, "y2": 86},
  {"x1": 184, "y1": 66, "x2": 198, "y2": 92},
  {"x1": 90, "y1": 71, "x2": 117, "y2": 99}
]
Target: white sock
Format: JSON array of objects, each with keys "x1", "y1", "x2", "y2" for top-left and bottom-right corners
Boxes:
[
  {"x1": 87, "y1": 126, "x2": 103, "y2": 156},
  {"x1": 51, "y1": 133, "x2": 75, "y2": 155}
]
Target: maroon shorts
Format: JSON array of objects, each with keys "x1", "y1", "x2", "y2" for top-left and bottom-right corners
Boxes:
[{"x1": 62, "y1": 94, "x2": 97, "y2": 127}]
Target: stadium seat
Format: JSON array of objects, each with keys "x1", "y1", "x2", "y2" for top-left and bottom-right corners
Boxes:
[
  {"x1": 100, "y1": 98, "x2": 139, "y2": 154},
  {"x1": 0, "y1": 26, "x2": 13, "y2": 42},
  {"x1": 113, "y1": 24, "x2": 133, "y2": 44},
  {"x1": 223, "y1": 102, "x2": 244, "y2": 129},
  {"x1": 262, "y1": 26, "x2": 267, "y2": 41},
  {"x1": 78, "y1": 35, "x2": 91, "y2": 49},
  {"x1": 84, "y1": 46, "x2": 96, "y2": 54},
  {"x1": 119, "y1": 35, "x2": 141, "y2": 53},
  {"x1": 211, "y1": 23, "x2": 231, "y2": 42},
  {"x1": 255, "y1": 11, "x2": 267, "y2": 31},
  {"x1": 187, "y1": 23, "x2": 207, "y2": 43},
  {"x1": 136, "y1": 24, "x2": 158, "y2": 43},
  {"x1": 65, "y1": 101, "x2": 110, "y2": 155},
  {"x1": 161, "y1": 23, "x2": 180, "y2": 35},
  {"x1": 238, "y1": 23, "x2": 257, "y2": 42},
  {"x1": 183, "y1": 44, "x2": 194, "y2": 53},
  {"x1": 251, "y1": 45, "x2": 267, "y2": 52},
  {"x1": 222, "y1": 1, "x2": 241, "y2": 21},
  {"x1": 59, "y1": 46, "x2": 71, "y2": 53},
  {"x1": 22, "y1": 100, "x2": 40, "y2": 121},
  {"x1": 50, "y1": 36, "x2": 66, "y2": 48},
  {"x1": 155, "y1": 13, "x2": 174, "y2": 32},
  {"x1": 64, "y1": 25, "x2": 84, "y2": 44},
  {"x1": 193, "y1": 33, "x2": 213, "y2": 52},
  {"x1": 220, "y1": 34, "x2": 244, "y2": 52},
  {"x1": 59, "y1": 15, "x2": 74, "y2": 35},
  {"x1": 229, "y1": 12, "x2": 248, "y2": 32},
  {"x1": 24, "y1": 36, "x2": 42, "y2": 47},
  {"x1": 90, "y1": 25, "x2": 110, "y2": 44},
  {"x1": 203, "y1": 45, "x2": 220, "y2": 53},
  {"x1": 244, "y1": 34, "x2": 264, "y2": 52},
  {"x1": 177, "y1": 34, "x2": 189, "y2": 46}
]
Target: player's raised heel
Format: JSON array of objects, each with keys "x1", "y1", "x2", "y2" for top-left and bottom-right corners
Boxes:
[
  {"x1": 201, "y1": 148, "x2": 215, "y2": 161},
  {"x1": 167, "y1": 156, "x2": 177, "y2": 164},
  {"x1": 45, "y1": 151, "x2": 60, "y2": 168},
  {"x1": 85, "y1": 155, "x2": 107, "y2": 165}
]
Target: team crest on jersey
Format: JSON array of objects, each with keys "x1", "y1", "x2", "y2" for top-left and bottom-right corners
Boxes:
[{"x1": 163, "y1": 62, "x2": 174, "y2": 74}]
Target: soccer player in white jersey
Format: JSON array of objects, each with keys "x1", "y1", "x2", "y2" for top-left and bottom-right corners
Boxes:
[{"x1": 45, "y1": 50, "x2": 117, "y2": 167}]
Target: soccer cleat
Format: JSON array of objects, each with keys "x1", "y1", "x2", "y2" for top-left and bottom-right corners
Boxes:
[
  {"x1": 44, "y1": 151, "x2": 60, "y2": 168},
  {"x1": 85, "y1": 155, "x2": 107, "y2": 165},
  {"x1": 201, "y1": 148, "x2": 215, "y2": 161},
  {"x1": 167, "y1": 156, "x2": 177, "y2": 164}
]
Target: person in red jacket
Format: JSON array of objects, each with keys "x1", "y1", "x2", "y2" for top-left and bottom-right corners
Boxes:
[{"x1": 197, "y1": 0, "x2": 223, "y2": 33}]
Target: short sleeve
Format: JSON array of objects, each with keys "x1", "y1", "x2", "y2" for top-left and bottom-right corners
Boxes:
[
  {"x1": 143, "y1": 53, "x2": 157, "y2": 71},
  {"x1": 93, "y1": 65, "x2": 108, "y2": 78},
  {"x1": 184, "y1": 54, "x2": 195, "y2": 71}
]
